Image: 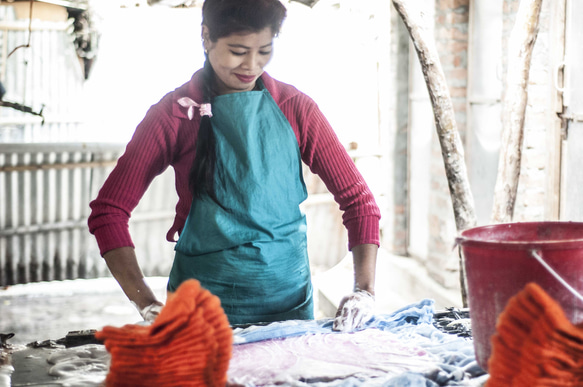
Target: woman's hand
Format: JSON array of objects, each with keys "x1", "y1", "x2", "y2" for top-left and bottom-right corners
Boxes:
[
  {"x1": 332, "y1": 243, "x2": 378, "y2": 332},
  {"x1": 104, "y1": 246, "x2": 163, "y2": 320},
  {"x1": 136, "y1": 302, "x2": 164, "y2": 323},
  {"x1": 332, "y1": 289, "x2": 375, "y2": 331}
]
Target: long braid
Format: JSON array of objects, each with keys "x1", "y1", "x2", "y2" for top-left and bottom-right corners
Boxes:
[{"x1": 189, "y1": 58, "x2": 223, "y2": 207}]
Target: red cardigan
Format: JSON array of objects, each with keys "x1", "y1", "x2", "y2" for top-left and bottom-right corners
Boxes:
[{"x1": 88, "y1": 70, "x2": 381, "y2": 256}]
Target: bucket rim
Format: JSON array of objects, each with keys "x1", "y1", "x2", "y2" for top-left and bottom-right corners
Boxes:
[{"x1": 456, "y1": 221, "x2": 583, "y2": 247}]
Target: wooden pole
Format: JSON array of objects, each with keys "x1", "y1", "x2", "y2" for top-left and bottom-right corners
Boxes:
[
  {"x1": 391, "y1": 0, "x2": 477, "y2": 306},
  {"x1": 491, "y1": 0, "x2": 543, "y2": 224}
]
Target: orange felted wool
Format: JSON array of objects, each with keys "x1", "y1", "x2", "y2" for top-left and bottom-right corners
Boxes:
[
  {"x1": 486, "y1": 282, "x2": 583, "y2": 387},
  {"x1": 95, "y1": 279, "x2": 233, "y2": 387}
]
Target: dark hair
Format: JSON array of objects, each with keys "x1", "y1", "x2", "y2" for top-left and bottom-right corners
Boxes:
[
  {"x1": 202, "y1": 0, "x2": 287, "y2": 41},
  {"x1": 189, "y1": 0, "x2": 287, "y2": 206}
]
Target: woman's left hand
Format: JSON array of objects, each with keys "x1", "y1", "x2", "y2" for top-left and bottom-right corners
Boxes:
[{"x1": 332, "y1": 289, "x2": 375, "y2": 332}]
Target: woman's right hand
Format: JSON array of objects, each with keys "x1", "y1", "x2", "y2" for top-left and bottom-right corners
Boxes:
[
  {"x1": 137, "y1": 302, "x2": 164, "y2": 323},
  {"x1": 103, "y1": 246, "x2": 163, "y2": 316}
]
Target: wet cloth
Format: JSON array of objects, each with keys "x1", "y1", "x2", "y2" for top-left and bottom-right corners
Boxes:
[
  {"x1": 169, "y1": 83, "x2": 313, "y2": 325},
  {"x1": 232, "y1": 299, "x2": 435, "y2": 345},
  {"x1": 95, "y1": 279, "x2": 232, "y2": 387},
  {"x1": 486, "y1": 282, "x2": 583, "y2": 386},
  {"x1": 228, "y1": 299, "x2": 487, "y2": 386}
]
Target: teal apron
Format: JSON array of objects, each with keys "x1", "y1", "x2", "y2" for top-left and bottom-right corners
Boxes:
[{"x1": 168, "y1": 83, "x2": 313, "y2": 325}]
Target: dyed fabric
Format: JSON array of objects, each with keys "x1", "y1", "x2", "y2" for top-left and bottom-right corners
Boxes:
[
  {"x1": 232, "y1": 298, "x2": 435, "y2": 345},
  {"x1": 228, "y1": 299, "x2": 486, "y2": 386},
  {"x1": 170, "y1": 83, "x2": 312, "y2": 325},
  {"x1": 228, "y1": 328, "x2": 438, "y2": 385},
  {"x1": 487, "y1": 282, "x2": 583, "y2": 386},
  {"x1": 95, "y1": 279, "x2": 232, "y2": 387},
  {"x1": 88, "y1": 70, "x2": 380, "y2": 256}
]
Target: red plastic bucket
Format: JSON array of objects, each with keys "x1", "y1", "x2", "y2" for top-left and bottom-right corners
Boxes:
[{"x1": 457, "y1": 221, "x2": 583, "y2": 371}]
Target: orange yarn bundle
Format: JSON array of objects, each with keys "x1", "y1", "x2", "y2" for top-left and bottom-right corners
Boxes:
[
  {"x1": 486, "y1": 282, "x2": 583, "y2": 386},
  {"x1": 95, "y1": 279, "x2": 233, "y2": 387}
]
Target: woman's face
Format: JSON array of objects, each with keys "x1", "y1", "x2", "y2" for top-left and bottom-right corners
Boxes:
[{"x1": 203, "y1": 26, "x2": 274, "y2": 95}]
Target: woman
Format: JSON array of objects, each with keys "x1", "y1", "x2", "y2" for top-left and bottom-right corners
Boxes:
[{"x1": 88, "y1": 0, "x2": 380, "y2": 331}]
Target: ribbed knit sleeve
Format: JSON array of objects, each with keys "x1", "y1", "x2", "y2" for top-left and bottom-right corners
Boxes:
[
  {"x1": 88, "y1": 71, "x2": 204, "y2": 256},
  {"x1": 266, "y1": 75, "x2": 381, "y2": 250},
  {"x1": 88, "y1": 96, "x2": 185, "y2": 256}
]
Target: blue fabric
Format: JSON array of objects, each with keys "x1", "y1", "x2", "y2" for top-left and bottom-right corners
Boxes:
[
  {"x1": 169, "y1": 84, "x2": 313, "y2": 325},
  {"x1": 233, "y1": 298, "x2": 435, "y2": 344},
  {"x1": 232, "y1": 299, "x2": 488, "y2": 386}
]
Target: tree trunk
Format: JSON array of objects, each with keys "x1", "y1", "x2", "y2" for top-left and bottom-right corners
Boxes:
[
  {"x1": 392, "y1": 0, "x2": 477, "y2": 306},
  {"x1": 491, "y1": 0, "x2": 543, "y2": 224}
]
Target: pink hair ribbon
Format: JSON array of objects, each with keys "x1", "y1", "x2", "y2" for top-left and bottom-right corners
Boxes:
[{"x1": 177, "y1": 97, "x2": 213, "y2": 119}]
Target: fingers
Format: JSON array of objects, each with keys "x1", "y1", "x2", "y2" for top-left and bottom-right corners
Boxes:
[{"x1": 332, "y1": 296, "x2": 352, "y2": 331}]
